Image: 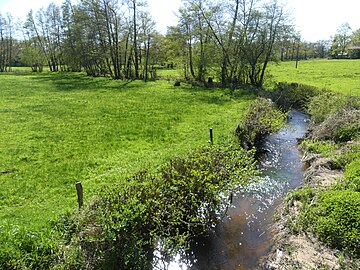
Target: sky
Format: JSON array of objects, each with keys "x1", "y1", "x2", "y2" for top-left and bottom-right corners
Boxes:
[{"x1": 0, "y1": 0, "x2": 359, "y2": 42}]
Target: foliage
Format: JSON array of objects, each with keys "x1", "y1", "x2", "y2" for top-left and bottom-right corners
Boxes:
[
  {"x1": 309, "y1": 108, "x2": 360, "y2": 142},
  {"x1": 288, "y1": 187, "x2": 360, "y2": 258},
  {"x1": 171, "y1": 0, "x2": 290, "y2": 86},
  {"x1": 0, "y1": 224, "x2": 61, "y2": 269},
  {"x1": 53, "y1": 145, "x2": 257, "y2": 269},
  {"x1": 330, "y1": 23, "x2": 353, "y2": 58},
  {"x1": 283, "y1": 86, "x2": 360, "y2": 260},
  {"x1": 307, "y1": 91, "x2": 360, "y2": 123},
  {"x1": 11, "y1": 0, "x2": 292, "y2": 85},
  {"x1": 306, "y1": 91, "x2": 360, "y2": 143},
  {"x1": 306, "y1": 190, "x2": 360, "y2": 256},
  {"x1": 285, "y1": 186, "x2": 316, "y2": 232},
  {"x1": 270, "y1": 82, "x2": 320, "y2": 110},
  {"x1": 157, "y1": 145, "x2": 257, "y2": 238},
  {"x1": 343, "y1": 157, "x2": 360, "y2": 192},
  {"x1": 236, "y1": 97, "x2": 287, "y2": 149},
  {"x1": 0, "y1": 13, "x2": 16, "y2": 72},
  {"x1": 19, "y1": 40, "x2": 46, "y2": 72},
  {"x1": 299, "y1": 139, "x2": 338, "y2": 158}
]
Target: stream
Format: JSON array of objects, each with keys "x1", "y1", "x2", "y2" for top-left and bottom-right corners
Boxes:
[{"x1": 161, "y1": 110, "x2": 309, "y2": 270}]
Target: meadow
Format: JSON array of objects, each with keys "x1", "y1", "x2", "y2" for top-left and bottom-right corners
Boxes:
[
  {"x1": 268, "y1": 59, "x2": 360, "y2": 96},
  {"x1": 0, "y1": 72, "x2": 254, "y2": 234},
  {"x1": 1, "y1": 59, "x2": 359, "y2": 267}
]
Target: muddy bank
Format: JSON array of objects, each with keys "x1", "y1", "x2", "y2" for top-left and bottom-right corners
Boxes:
[{"x1": 258, "y1": 153, "x2": 353, "y2": 270}]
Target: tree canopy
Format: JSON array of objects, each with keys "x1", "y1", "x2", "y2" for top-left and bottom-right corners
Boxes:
[{"x1": 1, "y1": 0, "x2": 360, "y2": 85}]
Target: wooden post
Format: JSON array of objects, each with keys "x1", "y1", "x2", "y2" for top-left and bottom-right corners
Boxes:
[
  {"x1": 295, "y1": 43, "x2": 300, "y2": 69},
  {"x1": 75, "y1": 182, "x2": 83, "y2": 209},
  {"x1": 209, "y1": 128, "x2": 213, "y2": 145}
]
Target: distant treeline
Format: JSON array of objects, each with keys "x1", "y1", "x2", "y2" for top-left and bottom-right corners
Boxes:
[{"x1": 1, "y1": 0, "x2": 360, "y2": 84}]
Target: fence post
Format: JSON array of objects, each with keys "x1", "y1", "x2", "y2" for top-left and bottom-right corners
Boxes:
[
  {"x1": 209, "y1": 128, "x2": 213, "y2": 145},
  {"x1": 75, "y1": 182, "x2": 83, "y2": 209}
]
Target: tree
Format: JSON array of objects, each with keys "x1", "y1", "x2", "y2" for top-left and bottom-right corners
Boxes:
[
  {"x1": 352, "y1": 28, "x2": 360, "y2": 43},
  {"x1": 175, "y1": 0, "x2": 216, "y2": 82},
  {"x1": 330, "y1": 23, "x2": 352, "y2": 58},
  {"x1": 61, "y1": 0, "x2": 82, "y2": 71},
  {"x1": 349, "y1": 28, "x2": 360, "y2": 59},
  {"x1": 20, "y1": 39, "x2": 46, "y2": 71},
  {"x1": 190, "y1": 0, "x2": 289, "y2": 87},
  {"x1": 139, "y1": 11, "x2": 156, "y2": 81},
  {"x1": 0, "y1": 13, "x2": 15, "y2": 72},
  {"x1": 23, "y1": 5, "x2": 63, "y2": 72}
]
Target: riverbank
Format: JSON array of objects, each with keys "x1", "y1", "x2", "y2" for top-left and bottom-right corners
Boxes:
[
  {"x1": 258, "y1": 88, "x2": 360, "y2": 269},
  {"x1": 260, "y1": 147, "x2": 360, "y2": 269},
  {"x1": 259, "y1": 154, "x2": 347, "y2": 269}
]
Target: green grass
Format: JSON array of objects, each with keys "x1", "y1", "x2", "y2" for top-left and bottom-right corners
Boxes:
[
  {"x1": 0, "y1": 72, "x2": 254, "y2": 232},
  {"x1": 268, "y1": 59, "x2": 360, "y2": 96}
]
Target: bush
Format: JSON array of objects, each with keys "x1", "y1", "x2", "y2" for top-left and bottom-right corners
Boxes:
[
  {"x1": 307, "y1": 190, "x2": 360, "y2": 257},
  {"x1": 236, "y1": 97, "x2": 287, "y2": 149},
  {"x1": 309, "y1": 108, "x2": 360, "y2": 142},
  {"x1": 0, "y1": 226, "x2": 60, "y2": 270},
  {"x1": 56, "y1": 145, "x2": 257, "y2": 269},
  {"x1": 285, "y1": 187, "x2": 316, "y2": 233},
  {"x1": 299, "y1": 139, "x2": 338, "y2": 157},
  {"x1": 270, "y1": 82, "x2": 320, "y2": 110},
  {"x1": 158, "y1": 145, "x2": 257, "y2": 238},
  {"x1": 344, "y1": 158, "x2": 360, "y2": 192},
  {"x1": 307, "y1": 92, "x2": 360, "y2": 124}
]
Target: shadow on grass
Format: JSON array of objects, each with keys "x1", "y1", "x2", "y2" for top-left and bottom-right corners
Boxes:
[
  {"x1": 27, "y1": 72, "x2": 256, "y2": 105},
  {"x1": 29, "y1": 72, "x2": 138, "y2": 92}
]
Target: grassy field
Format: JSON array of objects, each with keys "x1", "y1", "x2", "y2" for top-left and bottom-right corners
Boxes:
[
  {"x1": 0, "y1": 72, "x2": 254, "y2": 233},
  {"x1": 268, "y1": 59, "x2": 360, "y2": 96}
]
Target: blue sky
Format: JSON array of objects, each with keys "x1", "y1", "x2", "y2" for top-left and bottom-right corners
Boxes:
[{"x1": 0, "y1": 0, "x2": 359, "y2": 42}]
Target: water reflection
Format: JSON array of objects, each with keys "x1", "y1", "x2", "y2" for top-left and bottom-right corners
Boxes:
[{"x1": 157, "y1": 110, "x2": 309, "y2": 270}]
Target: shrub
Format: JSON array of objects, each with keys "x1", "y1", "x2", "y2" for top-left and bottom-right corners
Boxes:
[
  {"x1": 0, "y1": 226, "x2": 60, "y2": 270},
  {"x1": 270, "y1": 82, "x2": 320, "y2": 110},
  {"x1": 299, "y1": 139, "x2": 338, "y2": 157},
  {"x1": 236, "y1": 97, "x2": 287, "y2": 149},
  {"x1": 344, "y1": 158, "x2": 360, "y2": 192},
  {"x1": 158, "y1": 145, "x2": 257, "y2": 239},
  {"x1": 285, "y1": 187, "x2": 316, "y2": 232},
  {"x1": 307, "y1": 92, "x2": 360, "y2": 123},
  {"x1": 307, "y1": 190, "x2": 360, "y2": 257},
  {"x1": 56, "y1": 145, "x2": 257, "y2": 269},
  {"x1": 309, "y1": 108, "x2": 360, "y2": 142}
]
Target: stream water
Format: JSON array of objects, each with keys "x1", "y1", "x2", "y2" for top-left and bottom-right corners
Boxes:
[{"x1": 161, "y1": 110, "x2": 309, "y2": 270}]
